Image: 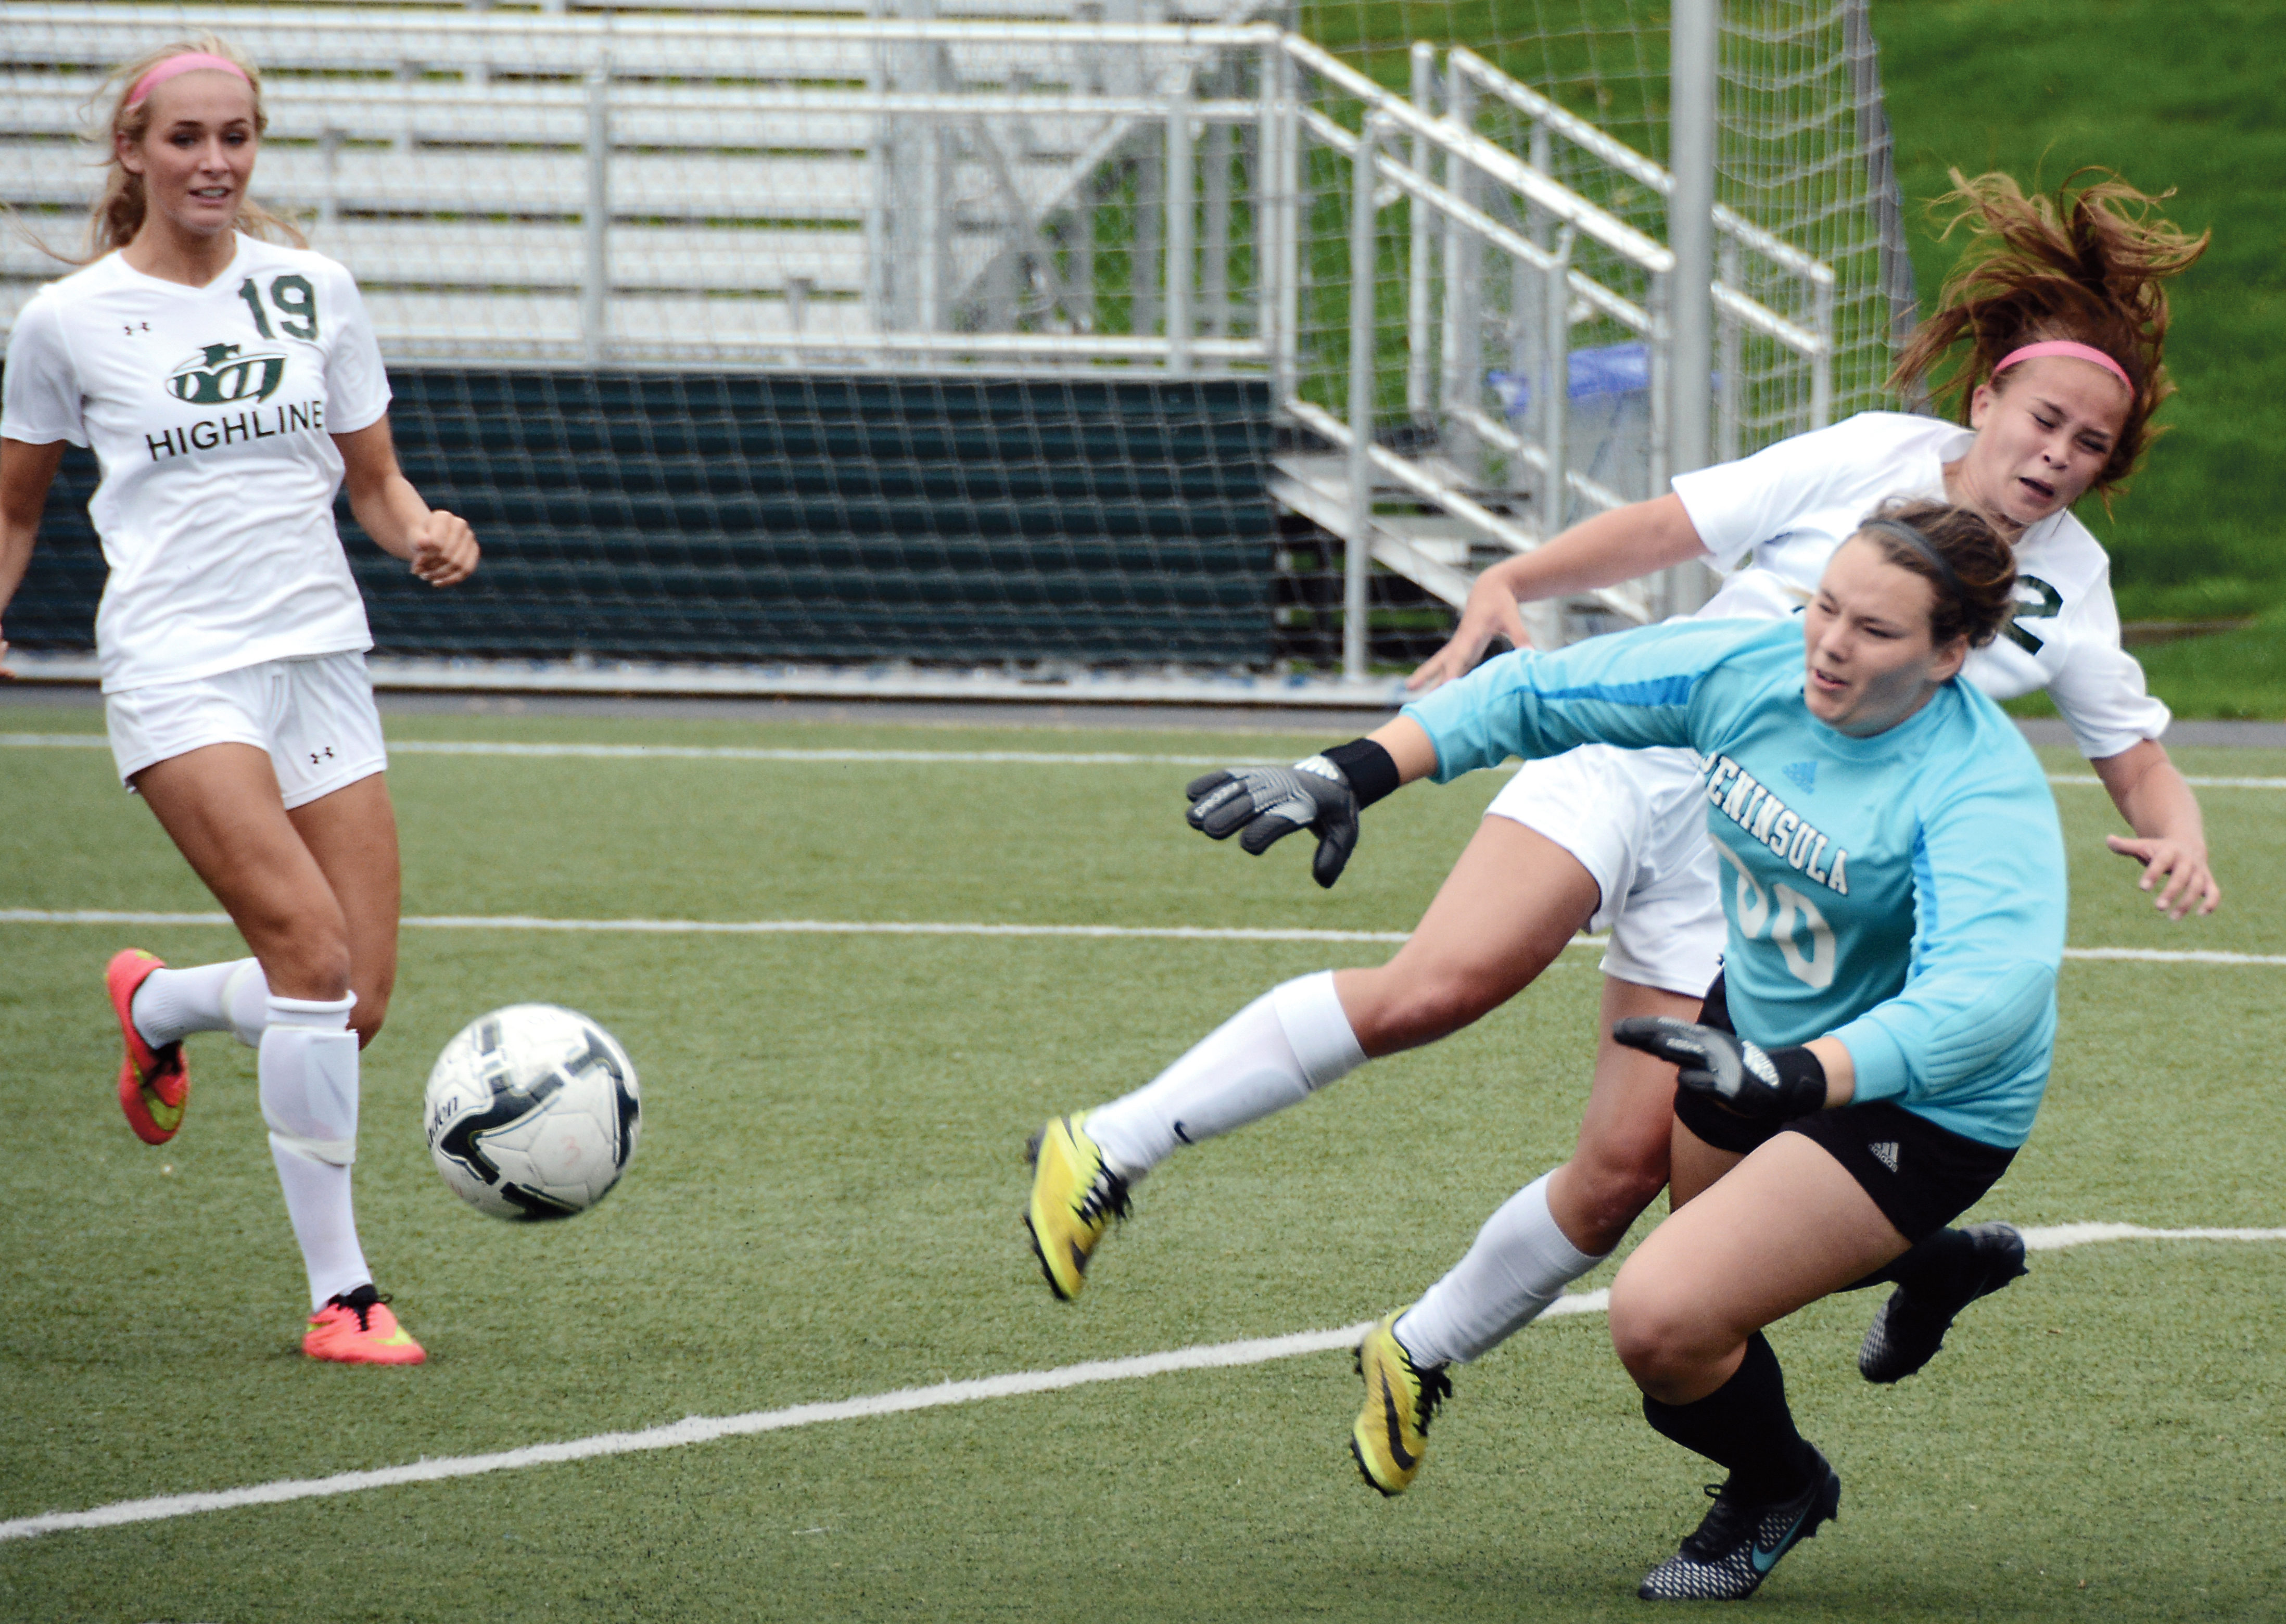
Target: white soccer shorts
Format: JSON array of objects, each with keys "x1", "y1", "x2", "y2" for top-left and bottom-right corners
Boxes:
[
  {"x1": 105, "y1": 651, "x2": 388, "y2": 810},
  {"x1": 1483, "y1": 742, "x2": 1724, "y2": 998}
]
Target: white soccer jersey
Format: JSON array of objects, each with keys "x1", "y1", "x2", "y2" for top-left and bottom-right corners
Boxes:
[
  {"x1": 2, "y1": 235, "x2": 389, "y2": 693},
  {"x1": 1673, "y1": 410, "x2": 2169, "y2": 760}
]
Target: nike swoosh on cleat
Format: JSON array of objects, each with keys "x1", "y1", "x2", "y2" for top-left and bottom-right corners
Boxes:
[
  {"x1": 1751, "y1": 1504, "x2": 1816, "y2": 1574},
  {"x1": 142, "y1": 1088, "x2": 183, "y2": 1130},
  {"x1": 1378, "y1": 1374, "x2": 1419, "y2": 1471}
]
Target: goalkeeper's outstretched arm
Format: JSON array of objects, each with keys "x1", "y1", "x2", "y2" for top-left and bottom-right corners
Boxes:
[{"x1": 1187, "y1": 611, "x2": 1747, "y2": 887}]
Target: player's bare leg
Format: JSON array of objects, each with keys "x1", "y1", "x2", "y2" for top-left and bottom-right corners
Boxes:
[
  {"x1": 286, "y1": 772, "x2": 403, "y2": 1049},
  {"x1": 1082, "y1": 819, "x2": 1598, "y2": 1178},
  {"x1": 135, "y1": 743, "x2": 354, "y2": 1004},
  {"x1": 1668, "y1": 1119, "x2": 1747, "y2": 1210},
  {"x1": 1609, "y1": 1134, "x2": 1893, "y2": 1597},
  {"x1": 1547, "y1": 978, "x2": 1705, "y2": 1251},
  {"x1": 130, "y1": 746, "x2": 418, "y2": 1359},
  {"x1": 1614, "y1": 1131, "x2": 1909, "y2": 1401},
  {"x1": 1334, "y1": 820, "x2": 1602, "y2": 1056},
  {"x1": 109, "y1": 748, "x2": 378, "y2": 1120},
  {"x1": 1352, "y1": 974, "x2": 1694, "y2": 1492},
  {"x1": 1668, "y1": 1081, "x2": 2027, "y2": 1387}
]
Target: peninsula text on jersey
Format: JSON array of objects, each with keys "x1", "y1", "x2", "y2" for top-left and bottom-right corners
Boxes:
[{"x1": 1698, "y1": 753, "x2": 1849, "y2": 895}]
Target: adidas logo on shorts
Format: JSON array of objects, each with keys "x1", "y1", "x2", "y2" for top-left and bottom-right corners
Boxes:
[{"x1": 1869, "y1": 1140, "x2": 1900, "y2": 1173}]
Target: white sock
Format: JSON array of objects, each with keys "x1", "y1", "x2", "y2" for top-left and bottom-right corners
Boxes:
[
  {"x1": 259, "y1": 992, "x2": 371, "y2": 1310},
  {"x1": 223, "y1": 959, "x2": 271, "y2": 1048},
  {"x1": 271, "y1": 1146, "x2": 372, "y2": 1310},
  {"x1": 1394, "y1": 1173, "x2": 1606, "y2": 1366},
  {"x1": 1085, "y1": 971, "x2": 1367, "y2": 1177},
  {"x1": 129, "y1": 958, "x2": 261, "y2": 1049}
]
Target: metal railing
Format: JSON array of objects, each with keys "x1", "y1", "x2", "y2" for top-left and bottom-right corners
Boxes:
[
  {"x1": 3, "y1": 14, "x2": 1832, "y2": 380},
  {"x1": 1, "y1": 7, "x2": 1290, "y2": 369},
  {"x1": 2, "y1": 9, "x2": 1847, "y2": 679},
  {"x1": 1278, "y1": 37, "x2": 1835, "y2": 673}
]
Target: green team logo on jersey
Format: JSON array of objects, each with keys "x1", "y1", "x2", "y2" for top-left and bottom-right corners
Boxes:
[{"x1": 165, "y1": 342, "x2": 287, "y2": 407}]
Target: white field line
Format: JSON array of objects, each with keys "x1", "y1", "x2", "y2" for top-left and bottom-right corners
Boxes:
[
  {"x1": 3, "y1": 734, "x2": 2282, "y2": 788},
  {"x1": 2018, "y1": 1223, "x2": 2286, "y2": 1249},
  {"x1": 1, "y1": 734, "x2": 1244, "y2": 766},
  {"x1": 1, "y1": 908, "x2": 2281, "y2": 966},
  {"x1": 4, "y1": 1225, "x2": 2279, "y2": 1545},
  {"x1": 0, "y1": 909, "x2": 1419, "y2": 946},
  {"x1": 2042, "y1": 773, "x2": 2286, "y2": 789}
]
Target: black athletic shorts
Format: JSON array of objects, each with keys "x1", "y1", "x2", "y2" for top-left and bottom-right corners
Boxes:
[{"x1": 1670, "y1": 975, "x2": 2017, "y2": 1243}]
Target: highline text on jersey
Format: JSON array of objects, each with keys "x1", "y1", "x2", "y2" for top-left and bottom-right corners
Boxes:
[{"x1": 145, "y1": 396, "x2": 327, "y2": 463}]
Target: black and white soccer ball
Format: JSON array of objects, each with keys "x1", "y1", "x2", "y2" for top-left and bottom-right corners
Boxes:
[{"x1": 423, "y1": 1004, "x2": 641, "y2": 1221}]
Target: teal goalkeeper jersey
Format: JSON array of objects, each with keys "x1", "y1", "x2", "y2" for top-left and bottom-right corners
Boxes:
[{"x1": 1405, "y1": 618, "x2": 2067, "y2": 1148}]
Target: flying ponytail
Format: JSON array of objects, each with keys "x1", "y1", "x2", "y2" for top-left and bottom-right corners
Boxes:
[{"x1": 1889, "y1": 169, "x2": 2206, "y2": 496}]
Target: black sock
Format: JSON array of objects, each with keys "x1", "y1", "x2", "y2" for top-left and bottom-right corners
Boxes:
[
  {"x1": 1839, "y1": 1227, "x2": 1976, "y2": 1295},
  {"x1": 1641, "y1": 1333, "x2": 1815, "y2": 1502}
]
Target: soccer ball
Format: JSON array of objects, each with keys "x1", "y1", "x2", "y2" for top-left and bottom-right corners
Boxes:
[{"x1": 422, "y1": 1004, "x2": 641, "y2": 1221}]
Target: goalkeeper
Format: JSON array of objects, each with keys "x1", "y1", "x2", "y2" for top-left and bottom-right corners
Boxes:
[{"x1": 1367, "y1": 503, "x2": 2054, "y2": 1598}]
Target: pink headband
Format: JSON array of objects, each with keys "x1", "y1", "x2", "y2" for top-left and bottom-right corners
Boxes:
[
  {"x1": 1993, "y1": 339, "x2": 2133, "y2": 395},
  {"x1": 125, "y1": 52, "x2": 251, "y2": 110}
]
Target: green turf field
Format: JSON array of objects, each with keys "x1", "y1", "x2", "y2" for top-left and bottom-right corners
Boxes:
[{"x1": 1, "y1": 704, "x2": 2280, "y2": 1621}]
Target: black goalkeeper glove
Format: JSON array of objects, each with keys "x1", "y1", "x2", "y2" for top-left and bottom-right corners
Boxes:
[
  {"x1": 1184, "y1": 739, "x2": 1400, "y2": 889},
  {"x1": 1185, "y1": 757, "x2": 1361, "y2": 887},
  {"x1": 1610, "y1": 1017, "x2": 1830, "y2": 1122}
]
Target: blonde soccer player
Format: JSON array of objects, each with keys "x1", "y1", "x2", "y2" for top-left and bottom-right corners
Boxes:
[{"x1": 0, "y1": 37, "x2": 478, "y2": 1363}]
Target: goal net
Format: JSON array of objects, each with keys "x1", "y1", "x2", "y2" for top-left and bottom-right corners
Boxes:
[
  {"x1": 1282, "y1": 0, "x2": 1918, "y2": 659},
  {"x1": 0, "y1": 1, "x2": 1913, "y2": 693}
]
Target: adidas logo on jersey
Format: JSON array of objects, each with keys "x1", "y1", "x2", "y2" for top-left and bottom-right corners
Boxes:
[
  {"x1": 1869, "y1": 1141, "x2": 1900, "y2": 1173},
  {"x1": 1781, "y1": 760, "x2": 1817, "y2": 794}
]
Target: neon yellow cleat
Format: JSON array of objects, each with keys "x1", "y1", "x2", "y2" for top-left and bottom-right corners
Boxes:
[
  {"x1": 1023, "y1": 1114, "x2": 1130, "y2": 1301},
  {"x1": 1350, "y1": 1308, "x2": 1451, "y2": 1495}
]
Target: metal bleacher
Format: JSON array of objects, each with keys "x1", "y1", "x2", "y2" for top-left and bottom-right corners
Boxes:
[
  {"x1": 1, "y1": 1, "x2": 1302, "y2": 677},
  {"x1": 0, "y1": 4, "x2": 1859, "y2": 688},
  {"x1": 2, "y1": 0, "x2": 1265, "y2": 367}
]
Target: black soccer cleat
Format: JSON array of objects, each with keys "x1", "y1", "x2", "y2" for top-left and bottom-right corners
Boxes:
[
  {"x1": 1859, "y1": 1222, "x2": 2028, "y2": 1384},
  {"x1": 1637, "y1": 1448, "x2": 1841, "y2": 1602}
]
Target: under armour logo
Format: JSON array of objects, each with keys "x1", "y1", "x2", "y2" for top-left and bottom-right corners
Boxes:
[
  {"x1": 123, "y1": 320, "x2": 151, "y2": 336},
  {"x1": 1869, "y1": 1140, "x2": 1900, "y2": 1173},
  {"x1": 308, "y1": 745, "x2": 335, "y2": 765}
]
